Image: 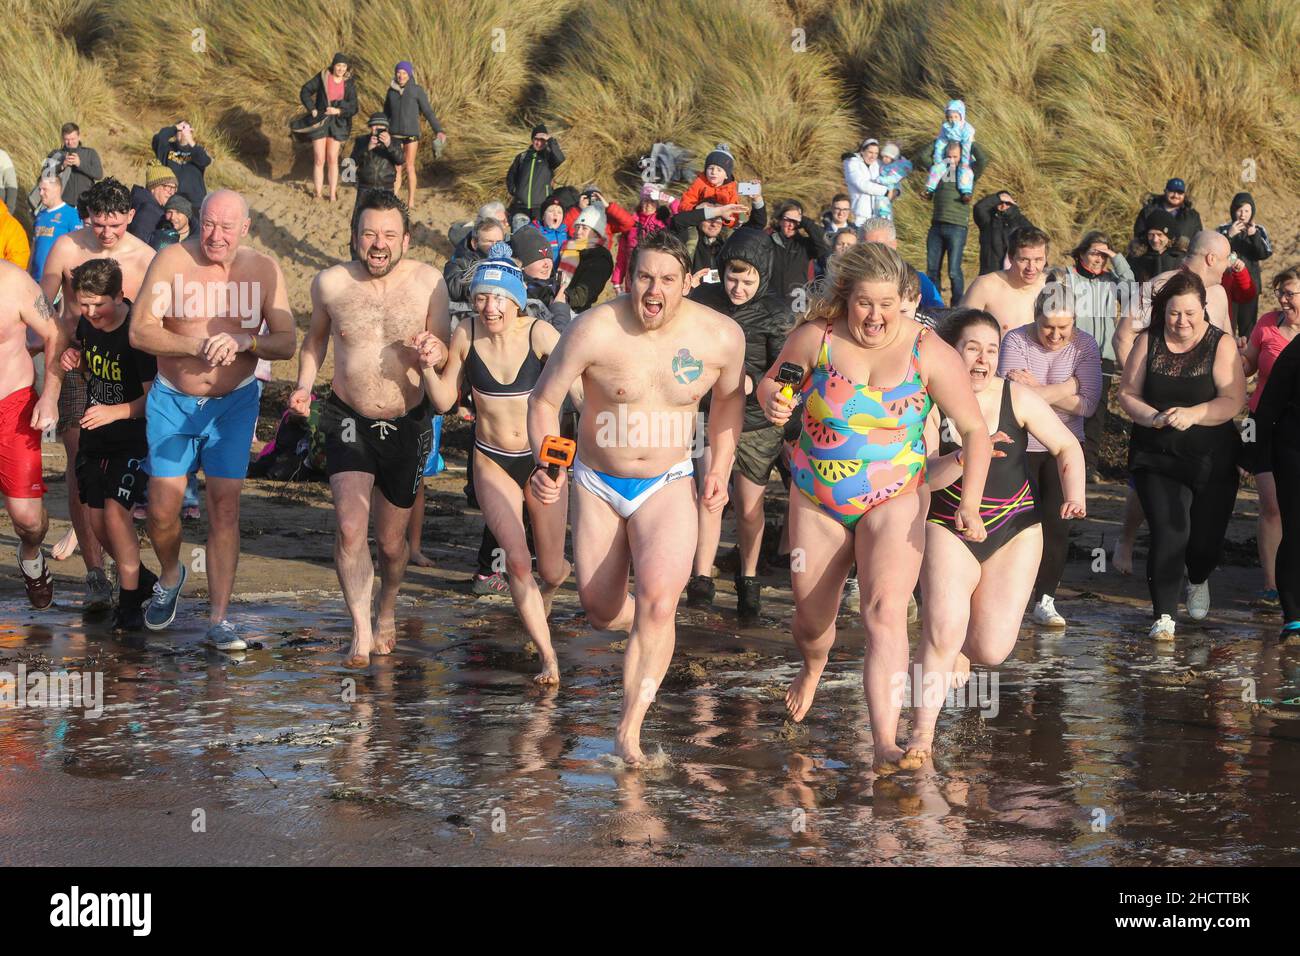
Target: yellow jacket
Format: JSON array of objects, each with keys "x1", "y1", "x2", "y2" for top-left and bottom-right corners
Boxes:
[{"x1": 0, "y1": 204, "x2": 30, "y2": 271}]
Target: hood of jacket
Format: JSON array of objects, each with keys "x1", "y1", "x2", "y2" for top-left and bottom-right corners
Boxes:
[
  {"x1": 718, "y1": 226, "x2": 774, "y2": 300},
  {"x1": 1230, "y1": 191, "x2": 1256, "y2": 222}
]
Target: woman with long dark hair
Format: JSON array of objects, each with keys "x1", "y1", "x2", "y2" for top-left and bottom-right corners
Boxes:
[{"x1": 299, "y1": 53, "x2": 357, "y2": 202}]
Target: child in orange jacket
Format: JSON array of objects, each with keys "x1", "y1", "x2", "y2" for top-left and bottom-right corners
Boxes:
[{"x1": 678, "y1": 144, "x2": 739, "y2": 228}]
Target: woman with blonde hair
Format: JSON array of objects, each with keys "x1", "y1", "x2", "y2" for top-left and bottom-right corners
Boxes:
[{"x1": 756, "y1": 241, "x2": 992, "y2": 772}]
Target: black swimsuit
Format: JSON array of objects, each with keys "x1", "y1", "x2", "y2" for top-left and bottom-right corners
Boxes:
[
  {"x1": 928, "y1": 380, "x2": 1040, "y2": 561},
  {"x1": 467, "y1": 318, "x2": 545, "y2": 489}
]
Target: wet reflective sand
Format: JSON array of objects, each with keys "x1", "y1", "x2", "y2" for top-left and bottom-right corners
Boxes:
[{"x1": 3, "y1": 582, "x2": 1298, "y2": 866}]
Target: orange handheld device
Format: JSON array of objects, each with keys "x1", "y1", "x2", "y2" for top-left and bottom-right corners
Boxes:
[
  {"x1": 539, "y1": 435, "x2": 576, "y2": 480},
  {"x1": 776, "y1": 362, "x2": 804, "y2": 400}
]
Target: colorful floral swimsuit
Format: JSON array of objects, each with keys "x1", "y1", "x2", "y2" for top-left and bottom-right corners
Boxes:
[{"x1": 790, "y1": 320, "x2": 932, "y2": 527}]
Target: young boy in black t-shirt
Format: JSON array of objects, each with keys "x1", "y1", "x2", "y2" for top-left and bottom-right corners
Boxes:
[{"x1": 61, "y1": 258, "x2": 158, "y2": 629}]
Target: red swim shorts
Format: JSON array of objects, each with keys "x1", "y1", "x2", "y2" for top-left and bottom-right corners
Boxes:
[{"x1": 0, "y1": 387, "x2": 47, "y2": 499}]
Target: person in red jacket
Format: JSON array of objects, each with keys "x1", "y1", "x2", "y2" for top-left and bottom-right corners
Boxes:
[
  {"x1": 611, "y1": 183, "x2": 677, "y2": 289},
  {"x1": 678, "y1": 144, "x2": 740, "y2": 228}
]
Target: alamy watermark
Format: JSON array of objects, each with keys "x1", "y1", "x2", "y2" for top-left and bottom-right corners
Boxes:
[{"x1": 0, "y1": 664, "x2": 104, "y2": 718}]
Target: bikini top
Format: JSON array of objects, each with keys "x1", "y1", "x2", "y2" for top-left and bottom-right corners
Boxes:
[
  {"x1": 467, "y1": 317, "x2": 544, "y2": 398},
  {"x1": 799, "y1": 320, "x2": 932, "y2": 460}
]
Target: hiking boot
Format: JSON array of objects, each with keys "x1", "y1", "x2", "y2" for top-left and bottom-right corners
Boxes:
[
  {"x1": 206, "y1": 620, "x2": 247, "y2": 652},
  {"x1": 144, "y1": 565, "x2": 188, "y2": 631},
  {"x1": 685, "y1": 575, "x2": 715, "y2": 607},
  {"x1": 19, "y1": 550, "x2": 54, "y2": 610},
  {"x1": 736, "y1": 575, "x2": 761, "y2": 621},
  {"x1": 84, "y1": 567, "x2": 113, "y2": 612},
  {"x1": 471, "y1": 572, "x2": 508, "y2": 596}
]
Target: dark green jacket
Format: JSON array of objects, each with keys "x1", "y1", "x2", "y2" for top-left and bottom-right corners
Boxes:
[{"x1": 931, "y1": 142, "x2": 987, "y2": 227}]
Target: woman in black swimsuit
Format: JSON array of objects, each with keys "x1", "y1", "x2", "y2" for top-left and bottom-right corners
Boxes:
[
  {"x1": 1118, "y1": 270, "x2": 1245, "y2": 640},
  {"x1": 419, "y1": 244, "x2": 578, "y2": 684},
  {"x1": 903, "y1": 309, "x2": 1086, "y2": 767}
]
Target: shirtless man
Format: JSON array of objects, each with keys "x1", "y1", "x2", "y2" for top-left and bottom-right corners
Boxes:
[
  {"x1": 130, "y1": 190, "x2": 295, "y2": 649},
  {"x1": 528, "y1": 230, "x2": 746, "y2": 766},
  {"x1": 961, "y1": 225, "x2": 1051, "y2": 336},
  {"x1": 1113, "y1": 229, "x2": 1233, "y2": 367},
  {"x1": 40, "y1": 177, "x2": 156, "y2": 607},
  {"x1": 0, "y1": 261, "x2": 67, "y2": 608},
  {"x1": 291, "y1": 190, "x2": 450, "y2": 668}
]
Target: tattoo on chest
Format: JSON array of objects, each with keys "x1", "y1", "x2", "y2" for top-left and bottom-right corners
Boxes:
[{"x1": 672, "y1": 348, "x2": 703, "y2": 385}]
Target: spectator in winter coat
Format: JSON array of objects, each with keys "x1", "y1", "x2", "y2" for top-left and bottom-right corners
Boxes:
[
  {"x1": 822, "y1": 193, "x2": 853, "y2": 245},
  {"x1": 150, "y1": 194, "x2": 193, "y2": 251},
  {"x1": 348, "y1": 114, "x2": 404, "y2": 258},
  {"x1": 510, "y1": 224, "x2": 573, "y2": 332},
  {"x1": 127, "y1": 162, "x2": 178, "y2": 242},
  {"x1": 506, "y1": 125, "x2": 564, "y2": 222},
  {"x1": 1132, "y1": 177, "x2": 1202, "y2": 246},
  {"x1": 44, "y1": 123, "x2": 103, "y2": 217},
  {"x1": 444, "y1": 217, "x2": 506, "y2": 305},
  {"x1": 611, "y1": 183, "x2": 678, "y2": 289},
  {"x1": 300, "y1": 53, "x2": 359, "y2": 202},
  {"x1": 684, "y1": 226, "x2": 791, "y2": 618},
  {"x1": 842, "y1": 137, "x2": 890, "y2": 226},
  {"x1": 768, "y1": 199, "x2": 830, "y2": 304},
  {"x1": 384, "y1": 62, "x2": 446, "y2": 209},
  {"x1": 1216, "y1": 191, "x2": 1273, "y2": 338},
  {"x1": 926, "y1": 139, "x2": 987, "y2": 302},
  {"x1": 29, "y1": 174, "x2": 80, "y2": 281},
  {"x1": 925, "y1": 100, "x2": 976, "y2": 197},
  {"x1": 973, "y1": 189, "x2": 1033, "y2": 275},
  {"x1": 152, "y1": 121, "x2": 211, "y2": 207},
  {"x1": 674, "y1": 186, "x2": 767, "y2": 281},
  {"x1": 873, "y1": 143, "x2": 912, "y2": 219},
  {"x1": 679, "y1": 144, "x2": 740, "y2": 228},
  {"x1": 557, "y1": 205, "x2": 613, "y2": 311},
  {"x1": 1127, "y1": 208, "x2": 1185, "y2": 282},
  {"x1": 534, "y1": 196, "x2": 569, "y2": 263}
]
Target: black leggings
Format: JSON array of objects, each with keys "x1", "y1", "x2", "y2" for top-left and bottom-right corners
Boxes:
[
  {"x1": 1132, "y1": 467, "x2": 1239, "y2": 618},
  {"x1": 1026, "y1": 451, "x2": 1068, "y2": 601},
  {"x1": 1275, "y1": 443, "x2": 1300, "y2": 623}
]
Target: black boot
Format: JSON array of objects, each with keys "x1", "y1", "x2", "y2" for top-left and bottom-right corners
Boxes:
[
  {"x1": 736, "y1": 575, "x2": 761, "y2": 621},
  {"x1": 685, "y1": 575, "x2": 715, "y2": 607}
]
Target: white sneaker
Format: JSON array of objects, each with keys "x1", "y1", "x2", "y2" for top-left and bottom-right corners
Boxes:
[
  {"x1": 841, "y1": 577, "x2": 860, "y2": 611},
  {"x1": 1032, "y1": 595, "x2": 1066, "y2": 628},
  {"x1": 1185, "y1": 579, "x2": 1210, "y2": 620},
  {"x1": 1149, "y1": 614, "x2": 1176, "y2": 640}
]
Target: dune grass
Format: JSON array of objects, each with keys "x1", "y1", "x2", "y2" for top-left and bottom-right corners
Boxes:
[{"x1": 3, "y1": 0, "x2": 1297, "y2": 265}]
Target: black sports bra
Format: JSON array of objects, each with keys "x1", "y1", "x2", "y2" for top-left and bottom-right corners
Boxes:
[{"x1": 466, "y1": 318, "x2": 545, "y2": 398}]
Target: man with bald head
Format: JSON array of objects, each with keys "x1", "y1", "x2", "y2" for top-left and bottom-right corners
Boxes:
[
  {"x1": 1113, "y1": 229, "x2": 1233, "y2": 367},
  {"x1": 860, "y1": 217, "x2": 944, "y2": 309},
  {"x1": 130, "y1": 189, "x2": 296, "y2": 649}
]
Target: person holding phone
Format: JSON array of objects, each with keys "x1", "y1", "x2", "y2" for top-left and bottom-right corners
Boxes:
[
  {"x1": 1216, "y1": 192, "x2": 1272, "y2": 338},
  {"x1": 152, "y1": 121, "x2": 211, "y2": 207}
]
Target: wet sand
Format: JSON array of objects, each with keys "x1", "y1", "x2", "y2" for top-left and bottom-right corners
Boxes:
[{"x1": 2, "y1": 438, "x2": 1299, "y2": 866}]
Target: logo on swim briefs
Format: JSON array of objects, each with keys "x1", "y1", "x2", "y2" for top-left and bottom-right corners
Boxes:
[
  {"x1": 671, "y1": 349, "x2": 703, "y2": 385},
  {"x1": 154, "y1": 276, "x2": 264, "y2": 328}
]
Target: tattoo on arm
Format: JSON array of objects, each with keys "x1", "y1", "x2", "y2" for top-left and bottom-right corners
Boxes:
[{"x1": 35, "y1": 293, "x2": 55, "y2": 325}]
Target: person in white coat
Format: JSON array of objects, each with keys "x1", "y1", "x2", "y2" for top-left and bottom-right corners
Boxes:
[{"x1": 843, "y1": 137, "x2": 889, "y2": 227}]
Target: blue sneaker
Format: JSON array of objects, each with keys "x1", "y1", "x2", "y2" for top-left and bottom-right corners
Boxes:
[
  {"x1": 144, "y1": 564, "x2": 188, "y2": 631},
  {"x1": 205, "y1": 620, "x2": 247, "y2": 652},
  {"x1": 1280, "y1": 621, "x2": 1300, "y2": 641}
]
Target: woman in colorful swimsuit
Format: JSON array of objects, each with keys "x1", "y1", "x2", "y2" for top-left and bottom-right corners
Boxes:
[
  {"x1": 418, "y1": 244, "x2": 577, "y2": 685},
  {"x1": 904, "y1": 309, "x2": 1086, "y2": 767},
  {"x1": 757, "y1": 241, "x2": 992, "y2": 773}
]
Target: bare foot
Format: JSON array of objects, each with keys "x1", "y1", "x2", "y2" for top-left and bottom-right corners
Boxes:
[
  {"x1": 785, "y1": 659, "x2": 826, "y2": 723},
  {"x1": 1113, "y1": 538, "x2": 1134, "y2": 575},
  {"x1": 373, "y1": 623, "x2": 397, "y2": 656},
  {"x1": 873, "y1": 743, "x2": 908, "y2": 776},
  {"x1": 614, "y1": 732, "x2": 644, "y2": 768},
  {"x1": 409, "y1": 551, "x2": 436, "y2": 568},
  {"x1": 344, "y1": 632, "x2": 373, "y2": 668},
  {"x1": 541, "y1": 560, "x2": 571, "y2": 617},
  {"x1": 51, "y1": 528, "x2": 78, "y2": 561},
  {"x1": 951, "y1": 652, "x2": 972, "y2": 689},
  {"x1": 534, "y1": 652, "x2": 560, "y2": 686},
  {"x1": 899, "y1": 744, "x2": 931, "y2": 770}
]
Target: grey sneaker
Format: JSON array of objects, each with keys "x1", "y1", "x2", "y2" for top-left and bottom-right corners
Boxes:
[
  {"x1": 205, "y1": 620, "x2": 247, "y2": 652},
  {"x1": 84, "y1": 568, "x2": 113, "y2": 612},
  {"x1": 471, "y1": 572, "x2": 508, "y2": 596},
  {"x1": 144, "y1": 564, "x2": 188, "y2": 631},
  {"x1": 841, "y1": 577, "x2": 860, "y2": 611}
]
